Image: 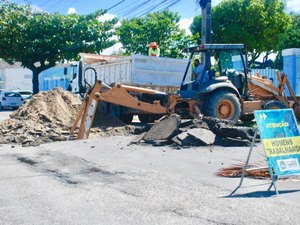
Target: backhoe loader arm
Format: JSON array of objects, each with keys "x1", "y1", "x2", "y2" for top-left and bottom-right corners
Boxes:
[{"x1": 70, "y1": 80, "x2": 169, "y2": 139}]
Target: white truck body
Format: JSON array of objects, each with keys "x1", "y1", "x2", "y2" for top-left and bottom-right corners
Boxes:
[{"x1": 80, "y1": 54, "x2": 191, "y2": 93}]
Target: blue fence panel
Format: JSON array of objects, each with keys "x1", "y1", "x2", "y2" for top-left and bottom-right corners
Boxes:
[
  {"x1": 39, "y1": 67, "x2": 70, "y2": 91},
  {"x1": 250, "y1": 68, "x2": 279, "y2": 87}
]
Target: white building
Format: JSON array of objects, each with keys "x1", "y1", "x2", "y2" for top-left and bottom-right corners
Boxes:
[{"x1": 0, "y1": 60, "x2": 32, "y2": 91}]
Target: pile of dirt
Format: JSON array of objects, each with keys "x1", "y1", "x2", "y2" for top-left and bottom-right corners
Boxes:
[
  {"x1": 0, "y1": 88, "x2": 135, "y2": 146},
  {"x1": 0, "y1": 88, "x2": 81, "y2": 146}
]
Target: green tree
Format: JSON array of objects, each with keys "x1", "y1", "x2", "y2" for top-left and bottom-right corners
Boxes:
[
  {"x1": 275, "y1": 13, "x2": 300, "y2": 69},
  {"x1": 0, "y1": 3, "x2": 117, "y2": 93},
  {"x1": 116, "y1": 10, "x2": 195, "y2": 58},
  {"x1": 189, "y1": 15, "x2": 201, "y2": 36},
  {"x1": 190, "y1": 0, "x2": 290, "y2": 67},
  {"x1": 278, "y1": 13, "x2": 300, "y2": 50},
  {"x1": 189, "y1": 15, "x2": 202, "y2": 44}
]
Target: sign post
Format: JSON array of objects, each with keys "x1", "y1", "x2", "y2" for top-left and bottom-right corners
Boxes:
[{"x1": 231, "y1": 109, "x2": 300, "y2": 196}]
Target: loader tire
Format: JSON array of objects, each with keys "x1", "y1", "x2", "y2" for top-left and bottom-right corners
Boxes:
[
  {"x1": 264, "y1": 101, "x2": 287, "y2": 110},
  {"x1": 204, "y1": 91, "x2": 241, "y2": 124}
]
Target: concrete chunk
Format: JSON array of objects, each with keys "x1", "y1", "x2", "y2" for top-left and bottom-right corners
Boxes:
[
  {"x1": 143, "y1": 114, "x2": 181, "y2": 141},
  {"x1": 172, "y1": 132, "x2": 197, "y2": 146},
  {"x1": 187, "y1": 128, "x2": 216, "y2": 145}
]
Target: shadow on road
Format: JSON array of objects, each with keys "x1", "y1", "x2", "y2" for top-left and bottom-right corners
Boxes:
[{"x1": 223, "y1": 189, "x2": 300, "y2": 198}]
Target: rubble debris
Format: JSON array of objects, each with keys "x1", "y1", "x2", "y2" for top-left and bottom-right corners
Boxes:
[
  {"x1": 137, "y1": 115, "x2": 257, "y2": 148},
  {"x1": 214, "y1": 137, "x2": 252, "y2": 147},
  {"x1": 172, "y1": 128, "x2": 215, "y2": 147},
  {"x1": 172, "y1": 132, "x2": 203, "y2": 147},
  {"x1": 143, "y1": 114, "x2": 181, "y2": 142},
  {"x1": 130, "y1": 132, "x2": 147, "y2": 144},
  {"x1": 200, "y1": 117, "x2": 257, "y2": 141},
  {"x1": 188, "y1": 128, "x2": 216, "y2": 145}
]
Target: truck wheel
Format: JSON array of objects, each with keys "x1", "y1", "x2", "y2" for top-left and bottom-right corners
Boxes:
[
  {"x1": 240, "y1": 114, "x2": 255, "y2": 122},
  {"x1": 204, "y1": 91, "x2": 241, "y2": 123},
  {"x1": 264, "y1": 101, "x2": 287, "y2": 110}
]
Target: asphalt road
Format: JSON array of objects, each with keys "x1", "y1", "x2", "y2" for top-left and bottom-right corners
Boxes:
[{"x1": 0, "y1": 111, "x2": 299, "y2": 225}]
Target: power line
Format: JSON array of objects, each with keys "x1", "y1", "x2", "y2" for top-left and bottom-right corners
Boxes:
[
  {"x1": 136, "y1": 0, "x2": 170, "y2": 17},
  {"x1": 117, "y1": 0, "x2": 152, "y2": 17},
  {"x1": 44, "y1": 0, "x2": 66, "y2": 12},
  {"x1": 106, "y1": 0, "x2": 126, "y2": 11},
  {"x1": 55, "y1": 0, "x2": 81, "y2": 13},
  {"x1": 36, "y1": 0, "x2": 60, "y2": 9},
  {"x1": 158, "y1": 0, "x2": 182, "y2": 12}
]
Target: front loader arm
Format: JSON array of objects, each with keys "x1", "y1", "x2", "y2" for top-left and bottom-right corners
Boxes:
[{"x1": 70, "y1": 80, "x2": 169, "y2": 139}]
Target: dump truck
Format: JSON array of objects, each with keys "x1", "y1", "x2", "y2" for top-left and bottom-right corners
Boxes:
[{"x1": 70, "y1": 43, "x2": 300, "y2": 139}]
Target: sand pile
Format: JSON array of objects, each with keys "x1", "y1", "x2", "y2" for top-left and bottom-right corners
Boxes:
[
  {"x1": 0, "y1": 88, "x2": 81, "y2": 146},
  {"x1": 0, "y1": 88, "x2": 135, "y2": 146}
]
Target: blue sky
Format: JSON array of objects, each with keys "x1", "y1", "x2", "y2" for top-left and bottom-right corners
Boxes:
[
  {"x1": 10, "y1": 0, "x2": 300, "y2": 19},
  {"x1": 11, "y1": 0, "x2": 222, "y2": 19},
  {"x1": 9, "y1": 0, "x2": 300, "y2": 54}
]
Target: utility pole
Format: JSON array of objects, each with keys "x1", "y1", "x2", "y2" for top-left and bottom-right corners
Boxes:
[
  {"x1": 198, "y1": 0, "x2": 212, "y2": 69},
  {"x1": 199, "y1": 0, "x2": 212, "y2": 44}
]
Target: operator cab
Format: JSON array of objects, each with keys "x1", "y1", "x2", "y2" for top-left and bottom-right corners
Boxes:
[{"x1": 179, "y1": 44, "x2": 249, "y2": 98}]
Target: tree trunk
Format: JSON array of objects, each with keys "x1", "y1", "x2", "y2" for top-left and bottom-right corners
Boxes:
[{"x1": 32, "y1": 70, "x2": 39, "y2": 94}]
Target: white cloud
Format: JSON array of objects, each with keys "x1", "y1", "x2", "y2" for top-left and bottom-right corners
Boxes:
[
  {"x1": 31, "y1": 4, "x2": 44, "y2": 13},
  {"x1": 178, "y1": 18, "x2": 193, "y2": 35},
  {"x1": 212, "y1": 0, "x2": 222, "y2": 7},
  {"x1": 97, "y1": 13, "x2": 116, "y2": 22},
  {"x1": 101, "y1": 43, "x2": 123, "y2": 55},
  {"x1": 286, "y1": 0, "x2": 300, "y2": 13},
  {"x1": 67, "y1": 7, "x2": 77, "y2": 14}
]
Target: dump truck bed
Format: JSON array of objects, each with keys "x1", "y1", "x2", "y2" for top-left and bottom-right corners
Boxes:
[{"x1": 83, "y1": 55, "x2": 191, "y2": 93}]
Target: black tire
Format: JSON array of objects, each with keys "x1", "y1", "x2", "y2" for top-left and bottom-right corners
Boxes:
[
  {"x1": 204, "y1": 90, "x2": 241, "y2": 124},
  {"x1": 240, "y1": 114, "x2": 255, "y2": 122},
  {"x1": 264, "y1": 101, "x2": 287, "y2": 110}
]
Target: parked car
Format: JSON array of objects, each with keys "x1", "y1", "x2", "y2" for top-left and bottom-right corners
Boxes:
[
  {"x1": 0, "y1": 91, "x2": 24, "y2": 109},
  {"x1": 13, "y1": 90, "x2": 33, "y2": 100}
]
